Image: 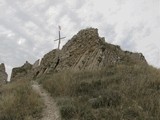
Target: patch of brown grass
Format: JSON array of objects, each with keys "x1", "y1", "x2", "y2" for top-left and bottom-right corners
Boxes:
[
  {"x1": 39, "y1": 64, "x2": 160, "y2": 120},
  {"x1": 0, "y1": 80, "x2": 43, "y2": 120}
]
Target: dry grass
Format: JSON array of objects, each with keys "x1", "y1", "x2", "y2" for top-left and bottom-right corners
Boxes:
[
  {"x1": 0, "y1": 79, "x2": 44, "y2": 120},
  {"x1": 39, "y1": 64, "x2": 160, "y2": 120}
]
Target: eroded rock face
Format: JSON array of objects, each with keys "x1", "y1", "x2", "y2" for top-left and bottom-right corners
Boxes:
[
  {"x1": 32, "y1": 59, "x2": 40, "y2": 69},
  {"x1": 37, "y1": 49, "x2": 59, "y2": 76},
  {"x1": 36, "y1": 28, "x2": 147, "y2": 74},
  {"x1": 57, "y1": 28, "x2": 105, "y2": 71},
  {"x1": 0, "y1": 63, "x2": 8, "y2": 85},
  {"x1": 10, "y1": 28, "x2": 147, "y2": 81},
  {"x1": 10, "y1": 61, "x2": 32, "y2": 81}
]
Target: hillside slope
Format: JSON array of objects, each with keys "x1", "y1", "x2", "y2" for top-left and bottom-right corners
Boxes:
[
  {"x1": 8, "y1": 28, "x2": 160, "y2": 120},
  {"x1": 39, "y1": 64, "x2": 160, "y2": 120}
]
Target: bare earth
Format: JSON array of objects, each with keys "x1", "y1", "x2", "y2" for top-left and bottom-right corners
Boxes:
[{"x1": 32, "y1": 82, "x2": 61, "y2": 120}]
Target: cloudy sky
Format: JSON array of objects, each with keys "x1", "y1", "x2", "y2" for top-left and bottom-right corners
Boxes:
[{"x1": 0, "y1": 0, "x2": 160, "y2": 79}]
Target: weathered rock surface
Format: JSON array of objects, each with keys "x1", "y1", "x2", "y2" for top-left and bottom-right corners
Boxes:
[
  {"x1": 32, "y1": 59, "x2": 40, "y2": 69},
  {"x1": 10, "y1": 28, "x2": 147, "y2": 81},
  {"x1": 11, "y1": 61, "x2": 32, "y2": 81},
  {"x1": 36, "y1": 28, "x2": 146, "y2": 75},
  {"x1": 0, "y1": 63, "x2": 8, "y2": 85}
]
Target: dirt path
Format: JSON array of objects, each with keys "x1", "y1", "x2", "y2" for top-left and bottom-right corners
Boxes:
[{"x1": 32, "y1": 81, "x2": 61, "y2": 120}]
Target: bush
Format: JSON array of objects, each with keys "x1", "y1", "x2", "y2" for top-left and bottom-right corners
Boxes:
[{"x1": 75, "y1": 82, "x2": 93, "y2": 96}]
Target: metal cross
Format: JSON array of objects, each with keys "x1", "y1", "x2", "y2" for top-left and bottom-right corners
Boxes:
[{"x1": 54, "y1": 26, "x2": 66, "y2": 49}]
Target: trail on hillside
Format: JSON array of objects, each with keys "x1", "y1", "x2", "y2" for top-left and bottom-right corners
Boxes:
[{"x1": 32, "y1": 81, "x2": 61, "y2": 120}]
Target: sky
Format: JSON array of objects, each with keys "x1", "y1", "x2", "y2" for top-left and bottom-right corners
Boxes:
[{"x1": 0, "y1": 0, "x2": 160, "y2": 80}]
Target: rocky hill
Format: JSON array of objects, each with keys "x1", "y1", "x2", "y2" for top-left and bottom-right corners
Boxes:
[
  {"x1": 0, "y1": 63, "x2": 8, "y2": 85},
  {"x1": 10, "y1": 28, "x2": 147, "y2": 81}
]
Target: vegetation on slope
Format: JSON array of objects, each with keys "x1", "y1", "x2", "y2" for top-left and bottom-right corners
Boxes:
[
  {"x1": 0, "y1": 79, "x2": 43, "y2": 120},
  {"x1": 39, "y1": 64, "x2": 160, "y2": 120}
]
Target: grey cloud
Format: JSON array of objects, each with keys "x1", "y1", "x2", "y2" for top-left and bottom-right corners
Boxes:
[
  {"x1": 0, "y1": 19, "x2": 35, "y2": 48},
  {"x1": 53, "y1": 3, "x2": 83, "y2": 26},
  {"x1": 101, "y1": 24, "x2": 117, "y2": 43},
  {"x1": 118, "y1": 24, "x2": 147, "y2": 51},
  {"x1": 5, "y1": 0, "x2": 52, "y2": 34},
  {"x1": 120, "y1": 32, "x2": 136, "y2": 51},
  {"x1": 115, "y1": 0, "x2": 127, "y2": 5},
  {"x1": 143, "y1": 44, "x2": 160, "y2": 67}
]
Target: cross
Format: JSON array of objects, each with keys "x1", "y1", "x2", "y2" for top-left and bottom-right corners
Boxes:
[{"x1": 54, "y1": 26, "x2": 66, "y2": 49}]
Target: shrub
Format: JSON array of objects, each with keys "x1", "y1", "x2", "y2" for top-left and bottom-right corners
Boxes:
[{"x1": 60, "y1": 105, "x2": 76, "y2": 119}]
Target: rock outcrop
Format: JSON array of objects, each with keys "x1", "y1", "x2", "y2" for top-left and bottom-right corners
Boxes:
[
  {"x1": 10, "y1": 28, "x2": 147, "y2": 81},
  {"x1": 0, "y1": 63, "x2": 8, "y2": 85},
  {"x1": 32, "y1": 59, "x2": 40, "y2": 69},
  {"x1": 11, "y1": 61, "x2": 32, "y2": 81},
  {"x1": 35, "y1": 28, "x2": 146, "y2": 75}
]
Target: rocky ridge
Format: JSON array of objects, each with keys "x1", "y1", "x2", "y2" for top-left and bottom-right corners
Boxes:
[
  {"x1": 0, "y1": 63, "x2": 8, "y2": 85},
  {"x1": 10, "y1": 28, "x2": 147, "y2": 81}
]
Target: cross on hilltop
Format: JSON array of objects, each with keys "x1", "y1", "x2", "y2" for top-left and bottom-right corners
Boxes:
[{"x1": 54, "y1": 26, "x2": 66, "y2": 49}]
